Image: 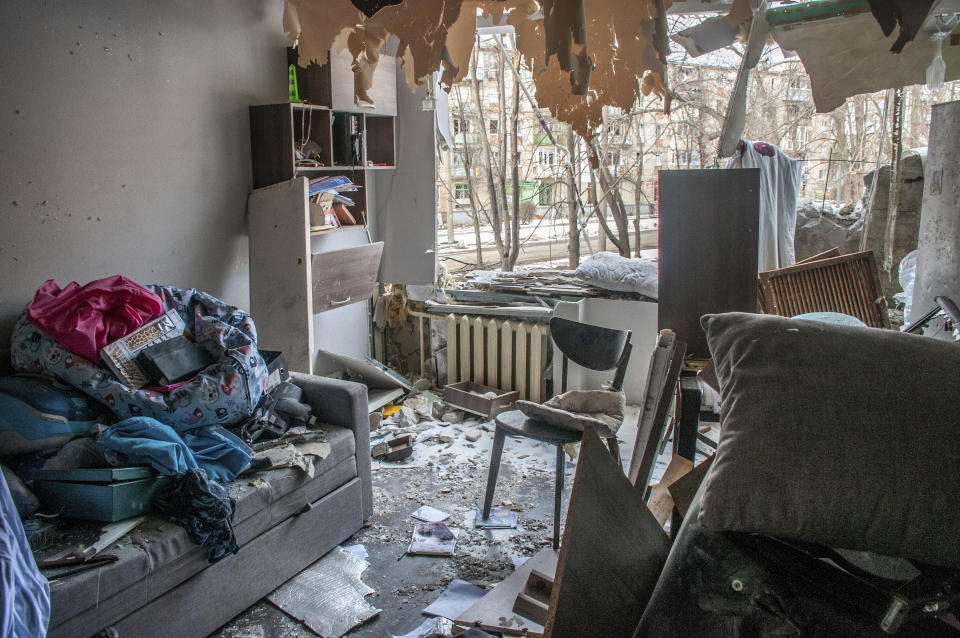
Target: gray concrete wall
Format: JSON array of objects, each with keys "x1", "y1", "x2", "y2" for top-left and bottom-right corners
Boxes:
[
  {"x1": 912, "y1": 100, "x2": 960, "y2": 340},
  {"x1": 0, "y1": 1, "x2": 287, "y2": 366}
]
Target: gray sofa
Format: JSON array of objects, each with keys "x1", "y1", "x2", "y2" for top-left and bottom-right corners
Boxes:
[{"x1": 46, "y1": 373, "x2": 372, "y2": 638}]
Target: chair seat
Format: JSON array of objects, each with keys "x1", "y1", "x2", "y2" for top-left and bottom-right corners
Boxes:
[{"x1": 495, "y1": 410, "x2": 583, "y2": 445}]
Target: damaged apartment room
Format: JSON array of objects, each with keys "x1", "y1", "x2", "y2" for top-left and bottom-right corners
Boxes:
[{"x1": 3, "y1": 0, "x2": 960, "y2": 636}]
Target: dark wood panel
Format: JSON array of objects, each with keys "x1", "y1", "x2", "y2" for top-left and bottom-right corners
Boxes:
[
  {"x1": 544, "y1": 427, "x2": 672, "y2": 638},
  {"x1": 364, "y1": 116, "x2": 395, "y2": 166},
  {"x1": 658, "y1": 169, "x2": 760, "y2": 358},
  {"x1": 310, "y1": 241, "x2": 383, "y2": 314},
  {"x1": 249, "y1": 104, "x2": 295, "y2": 189},
  {"x1": 288, "y1": 48, "x2": 332, "y2": 107}
]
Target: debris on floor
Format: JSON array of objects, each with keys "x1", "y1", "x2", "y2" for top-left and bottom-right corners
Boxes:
[
  {"x1": 410, "y1": 505, "x2": 450, "y2": 523},
  {"x1": 267, "y1": 546, "x2": 381, "y2": 638},
  {"x1": 474, "y1": 508, "x2": 518, "y2": 529},
  {"x1": 421, "y1": 578, "x2": 487, "y2": 620},
  {"x1": 407, "y1": 522, "x2": 459, "y2": 556}
]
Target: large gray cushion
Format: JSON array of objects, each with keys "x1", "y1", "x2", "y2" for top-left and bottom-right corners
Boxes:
[{"x1": 699, "y1": 312, "x2": 960, "y2": 569}]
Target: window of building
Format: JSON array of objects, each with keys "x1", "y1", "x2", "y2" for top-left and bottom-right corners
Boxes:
[
  {"x1": 538, "y1": 150, "x2": 555, "y2": 166},
  {"x1": 452, "y1": 150, "x2": 464, "y2": 167},
  {"x1": 605, "y1": 151, "x2": 620, "y2": 166},
  {"x1": 489, "y1": 119, "x2": 498, "y2": 134},
  {"x1": 454, "y1": 183, "x2": 470, "y2": 200},
  {"x1": 654, "y1": 152, "x2": 662, "y2": 167},
  {"x1": 453, "y1": 118, "x2": 469, "y2": 134},
  {"x1": 674, "y1": 149, "x2": 693, "y2": 166},
  {"x1": 538, "y1": 183, "x2": 554, "y2": 205}
]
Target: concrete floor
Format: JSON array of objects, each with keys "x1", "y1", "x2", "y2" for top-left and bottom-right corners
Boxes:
[{"x1": 209, "y1": 405, "x2": 669, "y2": 638}]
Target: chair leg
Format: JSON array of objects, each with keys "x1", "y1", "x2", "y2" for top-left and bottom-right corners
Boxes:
[
  {"x1": 606, "y1": 436, "x2": 622, "y2": 471},
  {"x1": 553, "y1": 444, "x2": 564, "y2": 550},
  {"x1": 481, "y1": 427, "x2": 507, "y2": 520}
]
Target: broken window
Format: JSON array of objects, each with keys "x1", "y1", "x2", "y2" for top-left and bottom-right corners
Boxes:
[{"x1": 488, "y1": 119, "x2": 498, "y2": 134}]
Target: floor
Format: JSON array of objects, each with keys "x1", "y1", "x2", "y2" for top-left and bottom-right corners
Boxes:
[{"x1": 209, "y1": 403, "x2": 681, "y2": 638}]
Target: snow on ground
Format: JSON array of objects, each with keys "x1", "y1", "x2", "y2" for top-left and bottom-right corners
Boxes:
[{"x1": 438, "y1": 215, "x2": 659, "y2": 253}]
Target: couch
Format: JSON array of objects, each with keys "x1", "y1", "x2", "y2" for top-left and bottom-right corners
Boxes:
[{"x1": 45, "y1": 373, "x2": 372, "y2": 638}]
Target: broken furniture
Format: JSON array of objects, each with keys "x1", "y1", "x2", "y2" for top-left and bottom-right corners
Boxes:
[
  {"x1": 658, "y1": 168, "x2": 760, "y2": 358},
  {"x1": 454, "y1": 547, "x2": 560, "y2": 637},
  {"x1": 371, "y1": 434, "x2": 413, "y2": 461},
  {"x1": 32, "y1": 467, "x2": 168, "y2": 522},
  {"x1": 248, "y1": 177, "x2": 385, "y2": 374},
  {"x1": 634, "y1": 312, "x2": 960, "y2": 636},
  {"x1": 758, "y1": 249, "x2": 891, "y2": 328},
  {"x1": 442, "y1": 380, "x2": 519, "y2": 420},
  {"x1": 43, "y1": 373, "x2": 372, "y2": 638},
  {"x1": 543, "y1": 427, "x2": 671, "y2": 638},
  {"x1": 481, "y1": 317, "x2": 633, "y2": 550}
]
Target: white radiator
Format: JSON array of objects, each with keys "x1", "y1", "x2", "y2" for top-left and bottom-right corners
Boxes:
[{"x1": 445, "y1": 314, "x2": 549, "y2": 402}]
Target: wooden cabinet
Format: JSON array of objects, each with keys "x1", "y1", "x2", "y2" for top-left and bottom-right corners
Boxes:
[
  {"x1": 247, "y1": 50, "x2": 398, "y2": 373},
  {"x1": 248, "y1": 178, "x2": 383, "y2": 374}
]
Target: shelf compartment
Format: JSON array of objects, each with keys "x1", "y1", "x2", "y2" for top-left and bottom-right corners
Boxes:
[
  {"x1": 331, "y1": 111, "x2": 365, "y2": 167},
  {"x1": 365, "y1": 115, "x2": 396, "y2": 167}
]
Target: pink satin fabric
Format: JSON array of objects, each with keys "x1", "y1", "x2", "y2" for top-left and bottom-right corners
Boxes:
[{"x1": 27, "y1": 275, "x2": 163, "y2": 361}]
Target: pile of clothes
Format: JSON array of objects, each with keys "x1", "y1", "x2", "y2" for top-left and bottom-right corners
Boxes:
[{"x1": 1, "y1": 276, "x2": 278, "y2": 567}]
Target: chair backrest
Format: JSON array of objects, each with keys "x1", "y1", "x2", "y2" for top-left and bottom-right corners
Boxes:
[{"x1": 549, "y1": 317, "x2": 633, "y2": 392}]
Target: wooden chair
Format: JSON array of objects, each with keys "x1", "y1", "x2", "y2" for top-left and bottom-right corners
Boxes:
[{"x1": 480, "y1": 317, "x2": 633, "y2": 549}]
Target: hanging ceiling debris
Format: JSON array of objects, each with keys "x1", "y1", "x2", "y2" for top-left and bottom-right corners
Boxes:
[{"x1": 282, "y1": 0, "x2": 753, "y2": 142}]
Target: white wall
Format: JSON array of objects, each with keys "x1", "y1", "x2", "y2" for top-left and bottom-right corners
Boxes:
[
  {"x1": 552, "y1": 298, "x2": 659, "y2": 404},
  {"x1": 0, "y1": 1, "x2": 287, "y2": 367}
]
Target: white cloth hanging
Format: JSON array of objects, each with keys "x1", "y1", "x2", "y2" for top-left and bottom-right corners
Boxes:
[{"x1": 727, "y1": 140, "x2": 803, "y2": 272}]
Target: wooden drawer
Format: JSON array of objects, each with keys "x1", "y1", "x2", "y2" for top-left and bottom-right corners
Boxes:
[{"x1": 311, "y1": 241, "x2": 383, "y2": 314}]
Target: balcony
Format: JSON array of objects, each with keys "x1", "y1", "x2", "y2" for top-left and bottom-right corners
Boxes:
[{"x1": 534, "y1": 132, "x2": 566, "y2": 146}]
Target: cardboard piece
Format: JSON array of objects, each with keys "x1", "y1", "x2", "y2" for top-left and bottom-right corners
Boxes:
[
  {"x1": 646, "y1": 455, "x2": 694, "y2": 526},
  {"x1": 543, "y1": 426, "x2": 672, "y2": 638},
  {"x1": 668, "y1": 455, "x2": 715, "y2": 518},
  {"x1": 454, "y1": 547, "x2": 559, "y2": 636}
]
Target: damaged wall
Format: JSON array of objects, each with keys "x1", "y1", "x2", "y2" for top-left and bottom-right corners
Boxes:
[{"x1": 0, "y1": 1, "x2": 287, "y2": 366}]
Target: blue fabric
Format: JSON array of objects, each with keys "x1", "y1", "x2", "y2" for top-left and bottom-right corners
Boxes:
[
  {"x1": 11, "y1": 285, "x2": 270, "y2": 432},
  {"x1": 97, "y1": 418, "x2": 251, "y2": 482},
  {"x1": 181, "y1": 426, "x2": 252, "y2": 483},
  {"x1": 97, "y1": 417, "x2": 198, "y2": 475},
  {"x1": 0, "y1": 471, "x2": 49, "y2": 638}
]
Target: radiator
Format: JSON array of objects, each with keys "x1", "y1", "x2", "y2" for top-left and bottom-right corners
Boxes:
[{"x1": 445, "y1": 314, "x2": 549, "y2": 401}]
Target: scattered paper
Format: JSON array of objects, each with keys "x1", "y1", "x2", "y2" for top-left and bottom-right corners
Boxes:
[
  {"x1": 340, "y1": 544, "x2": 368, "y2": 561},
  {"x1": 407, "y1": 522, "x2": 459, "y2": 556},
  {"x1": 268, "y1": 547, "x2": 380, "y2": 637},
  {"x1": 388, "y1": 617, "x2": 453, "y2": 638},
  {"x1": 411, "y1": 505, "x2": 450, "y2": 523},
  {"x1": 422, "y1": 578, "x2": 487, "y2": 620},
  {"x1": 474, "y1": 508, "x2": 517, "y2": 529}
]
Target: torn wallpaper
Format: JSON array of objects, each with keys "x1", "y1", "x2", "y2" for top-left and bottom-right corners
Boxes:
[{"x1": 282, "y1": 1, "x2": 752, "y2": 143}]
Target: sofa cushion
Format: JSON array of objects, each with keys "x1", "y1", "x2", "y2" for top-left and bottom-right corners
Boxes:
[
  {"x1": 48, "y1": 424, "x2": 356, "y2": 629},
  {"x1": 699, "y1": 312, "x2": 960, "y2": 569}
]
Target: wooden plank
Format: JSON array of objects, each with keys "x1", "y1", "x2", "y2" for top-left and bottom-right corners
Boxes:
[
  {"x1": 627, "y1": 330, "x2": 677, "y2": 485},
  {"x1": 310, "y1": 242, "x2": 383, "y2": 314},
  {"x1": 658, "y1": 169, "x2": 760, "y2": 358},
  {"x1": 543, "y1": 427, "x2": 672, "y2": 638},
  {"x1": 249, "y1": 104, "x2": 294, "y2": 189},
  {"x1": 646, "y1": 455, "x2": 694, "y2": 526},
  {"x1": 668, "y1": 455, "x2": 715, "y2": 519},
  {"x1": 248, "y1": 178, "x2": 314, "y2": 373},
  {"x1": 629, "y1": 342, "x2": 687, "y2": 490},
  {"x1": 454, "y1": 547, "x2": 559, "y2": 637}
]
